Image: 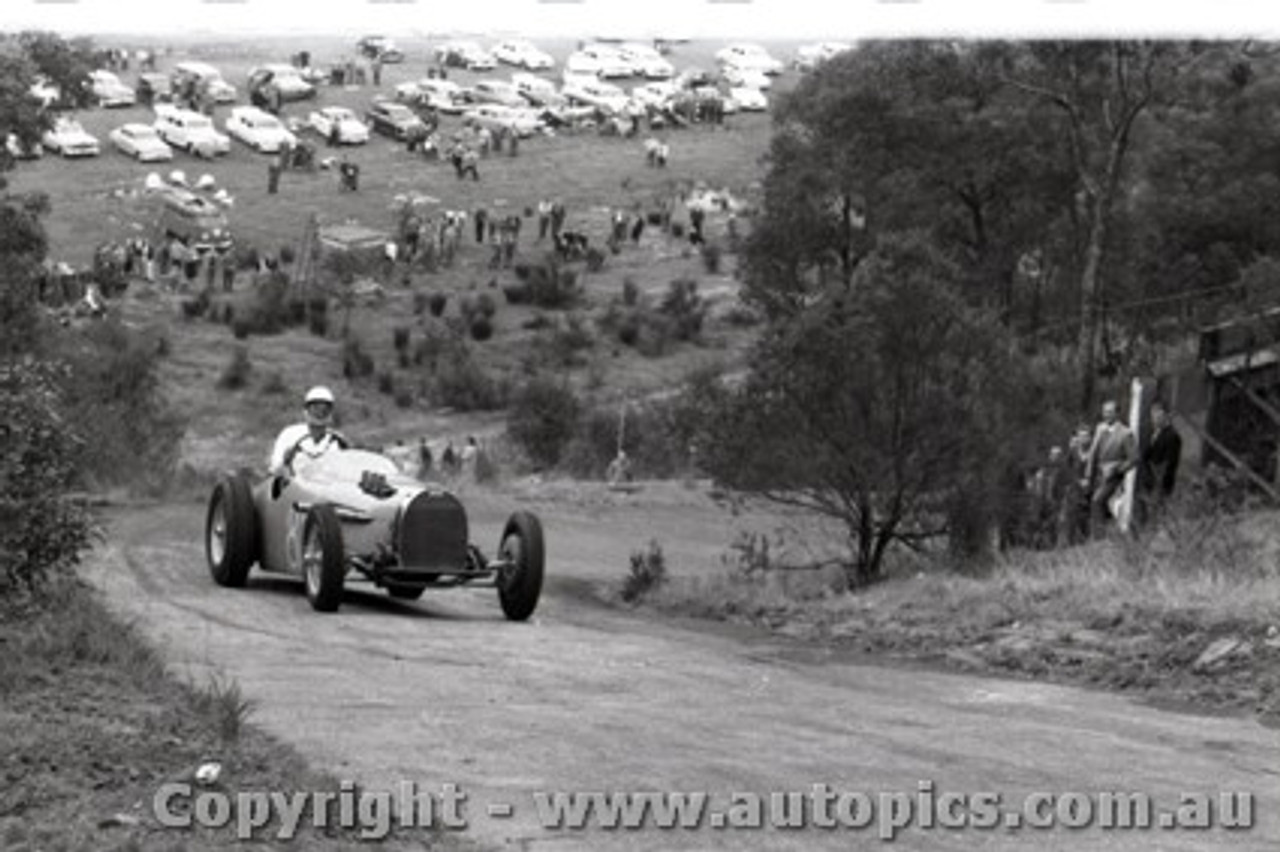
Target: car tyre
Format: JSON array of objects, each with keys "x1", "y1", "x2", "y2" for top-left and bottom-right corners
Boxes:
[
  {"x1": 303, "y1": 504, "x2": 345, "y2": 612},
  {"x1": 497, "y1": 511, "x2": 544, "y2": 622},
  {"x1": 206, "y1": 472, "x2": 258, "y2": 587}
]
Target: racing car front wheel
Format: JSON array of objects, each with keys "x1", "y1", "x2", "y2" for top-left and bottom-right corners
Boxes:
[
  {"x1": 303, "y1": 504, "x2": 346, "y2": 613},
  {"x1": 497, "y1": 511, "x2": 544, "y2": 622},
  {"x1": 206, "y1": 473, "x2": 258, "y2": 587}
]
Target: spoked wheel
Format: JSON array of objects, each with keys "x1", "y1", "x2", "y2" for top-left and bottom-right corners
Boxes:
[
  {"x1": 302, "y1": 504, "x2": 345, "y2": 612},
  {"x1": 497, "y1": 511, "x2": 544, "y2": 622},
  {"x1": 206, "y1": 473, "x2": 257, "y2": 587}
]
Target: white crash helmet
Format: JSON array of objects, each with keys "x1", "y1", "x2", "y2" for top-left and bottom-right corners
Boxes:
[
  {"x1": 304, "y1": 385, "x2": 335, "y2": 406},
  {"x1": 195, "y1": 173, "x2": 216, "y2": 190},
  {"x1": 168, "y1": 169, "x2": 188, "y2": 186},
  {"x1": 143, "y1": 172, "x2": 164, "y2": 190}
]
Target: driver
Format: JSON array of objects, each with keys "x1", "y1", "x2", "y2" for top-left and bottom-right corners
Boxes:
[{"x1": 268, "y1": 386, "x2": 350, "y2": 475}]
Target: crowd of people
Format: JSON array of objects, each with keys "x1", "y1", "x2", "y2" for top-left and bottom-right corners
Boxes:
[{"x1": 1010, "y1": 398, "x2": 1184, "y2": 549}]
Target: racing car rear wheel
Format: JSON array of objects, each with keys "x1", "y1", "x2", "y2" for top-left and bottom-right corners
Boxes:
[
  {"x1": 497, "y1": 511, "x2": 544, "y2": 622},
  {"x1": 206, "y1": 473, "x2": 258, "y2": 587},
  {"x1": 303, "y1": 504, "x2": 345, "y2": 612}
]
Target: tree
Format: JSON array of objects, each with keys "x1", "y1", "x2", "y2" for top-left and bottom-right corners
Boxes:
[
  {"x1": 1003, "y1": 41, "x2": 1199, "y2": 411},
  {"x1": 700, "y1": 234, "x2": 1028, "y2": 586}
]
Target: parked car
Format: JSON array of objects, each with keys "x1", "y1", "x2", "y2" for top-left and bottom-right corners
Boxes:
[
  {"x1": 357, "y1": 35, "x2": 405, "y2": 63},
  {"x1": 728, "y1": 86, "x2": 768, "y2": 112},
  {"x1": 41, "y1": 117, "x2": 100, "y2": 158},
  {"x1": 151, "y1": 185, "x2": 233, "y2": 254},
  {"x1": 562, "y1": 76, "x2": 629, "y2": 113},
  {"x1": 434, "y1": 40, "x2": 497, "y2": 71},
  {"x1": 171, "y1": 61, "x2": 237, "y2": 104},
  {"x1": 715, "y1": 43, "x2": 785, "y2": 75},
  {"x1": 722, "y1": 65, "x2": 772, "y2": 91},
  {"x1": 203, "y1": 450, "x2": 545, "y2": 617},
  {"x1": 309, "y1": 106, "x2": 370, "y2": 144},
  {"x1": 631, "y1": 80, "x2": 678, "y2": 110},
  {"x1": 153, "y1": 105, "x2": 232, "y2": 157},
  {"x1": 492, "y1": 39, "x2": 555, "y2": 71},
  {"x1": 89, "y1": 70, "x2": 136, "y2": 108},
  {"x1": 365, "y1": 100, "x2": 427, "y2": 140},
  {"x1": 395, "y1": 78, "x2": 467, "y2": 114},
  {"x1": 109, "y1": 123, "x2": 173, "y2": 161},
  {"x1": 512, "y1": 72, "x2": 561, "y2": 107},
  {"x1": 462, "y1": 104, "x2": 543, "y2": 138},
  {"x1": 225, "y1": 106, "x2": 298, "y2": 153},
  {"x1": 470, "y1": 80, "x2": 526, "y2": 108},
  {"x1": 565, "y1": 45, "x2": 633, "y2": 80},
  {"x1": 135, "y1": 72, "x2": 173, "y2": 106},
  {"x1": 617, "y1": 42, "x2": 675, "y2": 80},
  {"x1": 247, "y1": 64, "x2": 316, "y2": 107},
  {"x1": 794, "y1": 41, "x2": 853, "y2": 71}
]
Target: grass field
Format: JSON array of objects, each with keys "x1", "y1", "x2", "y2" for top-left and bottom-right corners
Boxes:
[{"x1": 6, "y1": 34, "x2": 794, "y2": 473}]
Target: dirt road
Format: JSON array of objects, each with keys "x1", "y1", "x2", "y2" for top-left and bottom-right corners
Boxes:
[{"x1": 83, "y1": 486, "x2": 1278, "y2": 851}]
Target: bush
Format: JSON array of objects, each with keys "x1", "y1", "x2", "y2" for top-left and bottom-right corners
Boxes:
[
  {"x1": 522, "y1": 312, "x2": 554, "y2": 331},
  {"x1": 585, "y1": 248, "x2": 606, "y2": 273},
  {"x1": 413, "y1": 291, "x2": 429, "y2": 315},
  {"x1": 393, "y1": 325, "x2": 411, "y2": 351},
  {"x1": 476, "y1": 292, "x2": 498, "y2": 319},
  {"x1": 286, "y1": 298, "x2": 307, "y2": 326},
  {"x1": 514, "y1": 256, "x2": 581, "y2": 310},
  {"x1": 430, "y1": 345, "x2": 508, "y2": 411},
  {"x1": 217, "y1": 345, "x2": 252, "y2": 390},
  {"x1": 503, "y1": 283, "x2": 530, "y2": 305},
  {"x1": 180, "y1": 290, "x2": 210, "y2": 319},
  {"x1": 622, "y1": 277, "x2": 640, "y2": 307},
  {"x1": 394, "y1": 388, "x2": 414, "y2": 409},
  {"x1": 377, "y1": 371, "x2": 395, "y2": 396},
  {"x1": 0, "y1": 361, "x2": 93, "y2": 591},
  {"x1": 232, "y1": 318, "x2": 251, "y2": 340},
  {"x1": 428, "y1": 292, "x2": 448, "y2": 317},
  {"x1": 700, "y1": 243, "x2": 722, "y2": 274},
  {"x1": 659, "y1": 277, "x2": 705, "y2": 342},
  {"x1": 342, "y1": 337, "x2": 376, "y2": 379},
  {"x1": 279, "y1": 245, "x2": 296, "y2": 266},
  {"x1": 621, "y1": 539, "x2": 667, "y2": 603},
  {"x1": 470, "y1": 317, "x2": 494, "y2": 342},
  {"x1": 506, "y1": 376, "x2": 581, "y2": 468},
  {"x1": 308, "y1": 311, "x2": 328, "y2": 337}
]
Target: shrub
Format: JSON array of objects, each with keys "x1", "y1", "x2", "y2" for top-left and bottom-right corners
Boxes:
[
  {"x1": 720, "y1": 303, "x2": 762, "y2": 328},
  {"x1": 279, "y1": 245, "x2": 296, "y2": 265},
  {"x1": 516, "y1": 256, "x2": 581, "y2": 310},
  {"x1": 621, "y1": 539, "x2": 667, "y2": 603},
  {"x1": 503, "y1": 283, "x2": 530, "y2": 305},
  {"x1": 522, "y1": 312, "x2": 554, "y2": 331},
  {"x1": 232, "y1": 318, "x2": 251, "y2": 340},
  {"x1": 617, "y1": 313, "x2": 641, "y2": 347},
  {"x1": 180, "y1": 291, "x2": 210, "y2": 319},
  {"x1": 342, "y1": 337, "x2": 376, "y2": 379},
  {"x1": 308, "y1": 311, "x2": 328, "y2": 337},
  {"x1": 622, "y1": 277, "x2": 640, "y2": 307},
  {"x1": 477, "y1": 292, "x2": 497, "y2": 318},
  {"x1": 585, "y1": 248, "x2": 606, "y2": 273},
  {"x1": 397, "y1": 349, "x2": 411, "y2": 369},
  {"x1": 377, "y1": 371, "x2": 395, "y2": 395},
  {"x1": 394, "y1": 388, "x2": 414, "y2": 409},
  {"x1": 413, "y1": 291, "x2": 429, "y2": 315},
  {"x1": 217, "y1": 345, "x2": 252, "y2": 390},
  {"x1": 659, "y1": 277, "x2": 705, "y2": 342},
  {"x1": 700, "y1": 243, "x2": 722, "y2": 274},
  {"x1": 431, "y1": 346, "x2": 508, "y2": 411},
  {"x1": 506, "y1": 376, "x2": 581, "y2": 468},
  {"x1": 470, "y1": 317, "x2": 494, "y2": 342},
  {"x1": 286, "y1": 298, "x2": 307, "y2": 326},
  {"x1": 428, "y1": 292, "x2": 448, "y2": 317},
  {"x1": 393, "y1": 325, "x2": 411, "y2": 351}
]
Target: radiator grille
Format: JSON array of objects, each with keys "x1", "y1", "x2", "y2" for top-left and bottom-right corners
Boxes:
[{"x1": 399, "y1": 492, "x2": 468, "y2": 571}]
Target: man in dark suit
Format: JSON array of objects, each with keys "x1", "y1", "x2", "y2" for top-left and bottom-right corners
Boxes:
[{"x1": 1145, "y1": 401, "x2": 1183, "y2": 498}]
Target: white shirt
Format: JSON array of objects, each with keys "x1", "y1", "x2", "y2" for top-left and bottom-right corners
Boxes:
[{"x1": 269, "y1": 423, "x2": 344, "y2": 474}]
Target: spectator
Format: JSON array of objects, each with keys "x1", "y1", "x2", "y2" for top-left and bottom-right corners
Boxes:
[
  {"x1": 1140, "y1": 401, "x2": 1183, "y2": 524},
  {"x1": 1085, "y1": 400, "x2": 1138, "y2": 534},
  {"x1": 418, "y1": 438, "x2": 433, "y2": 480},
  {"x1": 537, "y1": 198, "x2": 552, "y2": 241}
]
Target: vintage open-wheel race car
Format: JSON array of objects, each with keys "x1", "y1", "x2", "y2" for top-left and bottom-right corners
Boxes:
[{"x1": 204, "y1": 448, "x2": 544, "y2": 618}]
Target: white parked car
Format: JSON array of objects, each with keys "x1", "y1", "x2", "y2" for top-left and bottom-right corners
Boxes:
[
  {"x1": 154, "y1": 105, "x2": 232, "y2": 156},
  {"x1": 41, "y1": 117, "x2": 100, "y2": 158},
  {"x1": 715, "y1": 43, "x2": 785, "y2": 75},
  {"x1": 794, "y1": 41, "x2": 853, "y2": 71},
  {"x1": 309, "y1": 106, "x2": 370, "y2": 144},
  {"x1": 617, "y1": 43, "x2": 675, "y2": 80},
  {"x1": 89, "y1": 70, "x2": 136, "y2": 108},
  {"x1": 493, "y1": 39, "x2": 555, "y2": 71},
  {"x1": 225, "y1": 106, "x2": 298, "y2": 153},
  {"x1": 565, "y1": 46, "x2": 633, "y2": 80},
  {"x1": 462, "y1": 104, "x2": 543, "y2": 138},
  {"x1": 471, "y1": 80, "x2": 526, "y2": 108},
  {"x1": 728, "y1": 86, "x2": 768, "y2": 112},
  {"x1": 435, "y1": 40, "x2": 497, "y2": 71},
  {"x1": 109, "y1": 123, "x2": 173, "y2": 161},
  {"x1": 562, "y1": 76, "x2": 629, "y2": 113},
  {"x1": 172, "y1": 61, "x2": 238, "y2": 104},
  {"x1": 512, "y1": 72, "x2": 561, "y2": 106},
  {"x1": 722, "y1": 65, "x2": 772, "y2": 91},
  {"x1": 630, "y1": 81, "x2": 677, "y2": 110}
]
